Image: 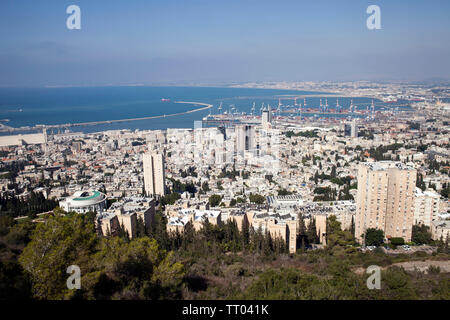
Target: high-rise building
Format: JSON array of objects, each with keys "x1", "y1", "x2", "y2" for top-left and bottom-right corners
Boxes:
[
  {"x1": 344, "y1": 120, "x2": 358, "y2": 138},
  {"x1": 143, "y1": 152, "x2": 166, "y2": 197},
  {"x1": 261, "y1": 107, "x2": 272, "y2": 127},
  {"x1": 356, "y1": 162, "x2": 417, "y2": 243},
  {"x1": 351, "y1": 120, "x2": 358, "y2": 138},
  {"x1": 344, "y1": 124, "x2": 352, "y2": 137},
  {"x1": 236, "y1": 125, "x2": 255, "y2": 155}
]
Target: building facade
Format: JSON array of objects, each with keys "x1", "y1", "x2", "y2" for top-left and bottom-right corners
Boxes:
[
  {"x1": 356, "y1": 162, "x2": 417, "y2": 243},
  {"x1": 430, "y1": 220, "x2": 450, "y2": 242},
  {"x1": 414, "y1": 188, "x2": 440, "y2": 227},
  {"x1": 236, "y1": 125, "x2": 255, "y2": 156},
  {"x1": 97, "y1": 196, "x2": 155, "y2": 238},
  {"x1": 143, "y1": 152, "x2": 166, "y2": 197}
]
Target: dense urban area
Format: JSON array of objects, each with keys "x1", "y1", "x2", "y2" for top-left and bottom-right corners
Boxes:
[{"x1": 0, "y1": 81, "x2": 449, "y2": 300}]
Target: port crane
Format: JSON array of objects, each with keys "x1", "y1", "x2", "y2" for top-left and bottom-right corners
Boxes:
[{"x1": 336, "y1": 98, "x2": 341, "y2": 113}]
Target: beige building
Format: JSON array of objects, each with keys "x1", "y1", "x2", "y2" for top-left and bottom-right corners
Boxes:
[
  {"x1": 166, "y1": 209, "x2": 222, "y2": 233},
  {"x1": 143, "y1": 152, "x2": 166, "y2": 197},
  {"x1": 227, "y1": 211, "x2": 250, "y2": 232},
  {"x1": 117, "y1": 210, "x2": 137, "y2": 238},
  {"x1": 305, "y1": 215, "x2": 327, "y2": 245},
  {"x1": 414, "y1": 188, "x2": 440, "y2": 227},
  {"x1": 97, "y1": 197, "x2": 155, "y2": 238},
  {"x1": 430, "y1": 220, "x2": 450, "y2": 242},
  {"x1": 356, "y1": 162, "x2": 416, "y2": 243},
  {"x1": 251, "y1": 212, "x2": 297, "y2": 254}
]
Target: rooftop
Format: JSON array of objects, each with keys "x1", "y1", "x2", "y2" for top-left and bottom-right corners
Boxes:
[{"x1": 73, "y1": 191, "x2": 101, "y2": 201}]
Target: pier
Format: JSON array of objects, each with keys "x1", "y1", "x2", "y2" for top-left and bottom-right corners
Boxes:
[{"x1": 1, "y1": 101, "x2": 213, "y2": 132}]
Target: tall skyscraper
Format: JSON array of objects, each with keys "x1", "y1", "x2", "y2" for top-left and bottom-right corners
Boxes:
[
  {"x1": 143, "y1": 152, "x2": 166, "y2": 197},
  {"x1": 236, "y1": 125, "x2": 255, "y2": 156},
  {"x1": 351, "y1": 120, "x2": 358, "y2": 138},
  {"x1": 356, "y1": 162, "x2": 417, "y2": 243},
  {"x1": 344, "y1": 120, "x2": 358, "y2": 138}
]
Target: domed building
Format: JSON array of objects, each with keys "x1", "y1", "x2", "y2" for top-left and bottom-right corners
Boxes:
[{"x1": 59, "y1": 190, "x2": 107, "y2": 214}]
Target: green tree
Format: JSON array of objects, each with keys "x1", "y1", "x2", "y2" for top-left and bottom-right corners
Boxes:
[
  {"x1": 208, "y1": 194, "x2": 222, "y2": 207},
  {"x1": 382, "y1": 267, "x2": 418, "y2": 300},
  {"x1": 249, "y1": 194, "x2": 265, "y2": 205},
  {"x1": 365, "y1": 228, "x2": 384, "y2": 246},
  {"x1": 19, "y1": 214, "x2": 98, "y2": 299},
  {"x1": 88, "y1": 237, "x2": 184, "y2": 299},
  {"x1": 411, "y1": 224, "x2": 433, "y2": 245},
  {"x1": 350, "y1": 216, "x2": 355, "y2": 239},
  {"x1": 0, "y1": 216, "x2": 15, "y2": 236},
  {"x1": 0, "y1": 260, "x2": 31, "y2": 299},
  {"x1": 326, "y1": 215, "x2": 354, "y2": 248},
  {"x1": 241, "y1": 218, "x2": 250, "y2": 250},
  {"x1": 306, "y1": 218, "x2": 319, "y2": 244},
  {"x1": 135, "y1": 216, "x2": 146, "y2": 238}
]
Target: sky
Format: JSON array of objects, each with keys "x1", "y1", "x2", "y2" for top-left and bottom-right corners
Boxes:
[{"x1": 0, "y1": 0, "x2": 449, "y2": 87}]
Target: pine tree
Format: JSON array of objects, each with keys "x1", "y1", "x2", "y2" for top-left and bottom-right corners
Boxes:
[
  {"x1": 306, "y1": 217, "x2": 318, "y2": 244},
  {"x1": 350, "y1": 215, "x2": 355, "y2": 238},
  {"x1": 437, "y1": 235, "x2": 445, "y2": 253},
  {"x1": 136, "y1": 216, "x2": 146, "y2": 238},
  {"x1": 255, "y1": 226, "x2": 264, "y2": 254},
  {"x1": 331, "y1": 165, "x2": 337, "y2": 178},
  {"x1": 182, "y1": 221, "x2": 194, "y2": 250},
  {"x1": 301, "y1": 237, "x2": 306, "y2": 253},
  {"x1": 263, "y1": 230, "x2": 273, "y2": 256},
  {"x1": 117, "y1": 222, "x2": 129, "y2": 241},
  {"x1": 445, "y1": 233, "x2": 449, "y2": 253},
  {"x1": 298, "y1": 212, "x2": 307, "y2": 236},
  {"x1": 241, "y1": 218, "x2": 250, "y2": 250}
]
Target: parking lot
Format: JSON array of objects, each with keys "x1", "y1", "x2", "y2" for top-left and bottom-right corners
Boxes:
[{"x1": 359, "y1": 244, "x2": 437, "y2": 255}]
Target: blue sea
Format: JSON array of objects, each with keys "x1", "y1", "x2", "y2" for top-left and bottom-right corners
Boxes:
[{"x1": 0, "y1": 86, "x2": 410, "y2": 134}]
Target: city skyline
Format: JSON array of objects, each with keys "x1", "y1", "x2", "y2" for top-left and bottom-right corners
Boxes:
[{"x1": 0, "y1": 0, "x2": 449, "y2": 305}]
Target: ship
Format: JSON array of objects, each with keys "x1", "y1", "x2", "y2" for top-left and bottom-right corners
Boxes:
[{"x1": 161, "y1": 98, "x2": 170, "y2": 102}]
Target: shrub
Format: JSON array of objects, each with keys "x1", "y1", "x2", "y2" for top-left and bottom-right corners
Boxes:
[
  {"x1": 365, "y1": 228, "x2": 384, "y2": 246},
  {"x1": 390, "y1": 237, "x2": 405, "y2": 246},
  {"x1": 427, "y1": 265, "x2": 441, "y2": 274}
]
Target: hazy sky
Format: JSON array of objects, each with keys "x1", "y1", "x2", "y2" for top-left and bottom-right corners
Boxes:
[{"x1": 1, "y1": 0, "x2": 449, "y2": 87}]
